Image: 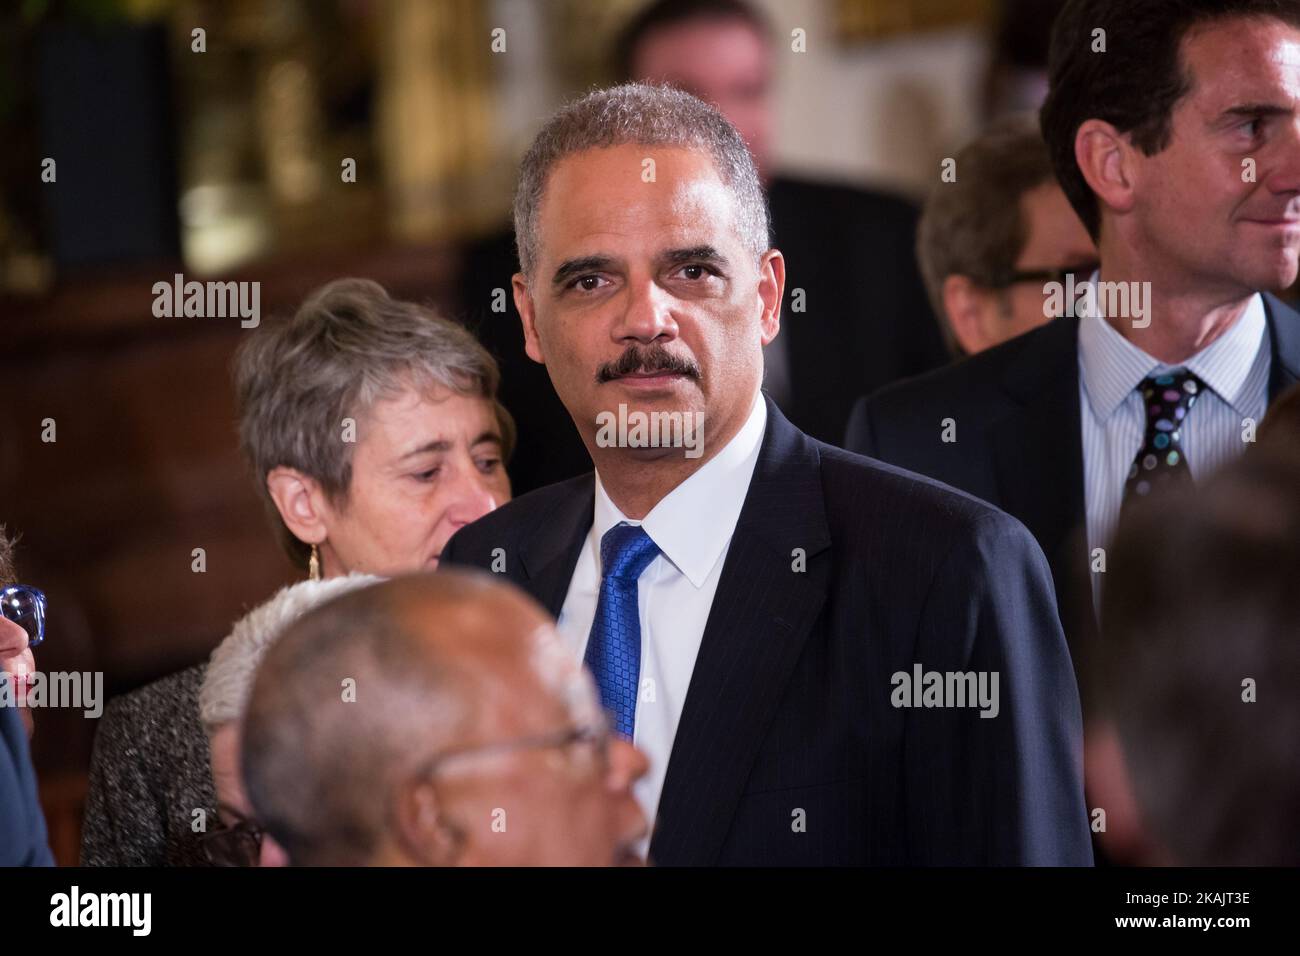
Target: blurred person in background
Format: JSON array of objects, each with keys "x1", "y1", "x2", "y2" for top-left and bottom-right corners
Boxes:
[
  {"x1": 1090, "y1": 446, "x2": 1300, "y2": 865},
  {"x1": 197, "y1": 574, "x2": 380, "y2": 867},
  {"x1": 0, "y1": 527, "x2": 54, "y2": 866},
  {"x1": 983, "y1": 0, "x2": 1064, "y2": 119},
  {"x1": 81, "y1": 279, "x2": 514, "y2": 865},
  {"x1": 917, "y1": 115, "x2": 1096, "y2": 357},
  {"x1": 463, "y1": 0, "x2": 945, "y2": 493},
  {"x1": 242, "y1": 571, "x2": 649, "y2": 867}
]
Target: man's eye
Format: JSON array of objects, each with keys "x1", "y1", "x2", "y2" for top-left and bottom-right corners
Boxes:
[
  {"x1": 675, "y1": 263, "x2": 721, "y2": 282},
  {"x1": 413, "y1": 468, "x2": 440, "y2": 482},
  {"x1": 1238, "y1": 118, "x2": 1261, "y2": 138},
  {"x1": 476, "y1": 457, "x2": 502, "y2": 473},
  {"x1": 570, "y1": 275, "x2": 607, "y2": 292}
]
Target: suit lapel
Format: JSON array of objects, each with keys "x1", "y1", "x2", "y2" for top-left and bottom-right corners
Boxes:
[
  {"x1": 649, "y1": 399, "x2": 832, "y2": 866},
  {"x1": 517, "y1": 475, "x2": 594, "y2": 617},
  {"x1": 1265, "y1": 293, "x2": 1300, "y2": 401},
  {"x1": 988, "y1": 317, "x2": 1086, "y2": 600}
]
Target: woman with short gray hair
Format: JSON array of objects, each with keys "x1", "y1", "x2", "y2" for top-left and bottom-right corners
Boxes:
[
  {"x1": 82, "y1": 279, "x2": 514, "y2": 865},
  {"x1": 235, "y1": 277, "x2": 515, "y2": 577}
]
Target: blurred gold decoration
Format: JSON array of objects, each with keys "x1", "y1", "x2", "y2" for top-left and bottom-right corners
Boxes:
[
  {"x1": 836, "y1": 0, "x2": 997, "y2": 41},
  {"x1": 0, "y1": 202, "x2": 54, "y2": 296},
  {"x1": 257, "y1": 56, "x2": 325, "y2": 205},
  {"x1": 377, "y1": 0, "x2": 497, "y2": 241},
  {"x1": 250, "y1": 0, "x2": 325, "y2": 207}
]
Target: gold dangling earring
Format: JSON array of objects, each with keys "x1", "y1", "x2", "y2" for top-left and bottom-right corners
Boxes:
[{"x1": 308, "y1": 543, "x2": 322, "y2": 581}]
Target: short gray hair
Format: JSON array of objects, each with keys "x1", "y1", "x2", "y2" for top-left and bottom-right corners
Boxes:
[
  {"x1": 513, "y1": 82, "x2": 770, "y2": 278},
  {"x1": 199, "y1": 573, "x2": 382, "y2": 734},
  {"x1": 234, "y1": 278, "x2": 515, "y2": 569}
]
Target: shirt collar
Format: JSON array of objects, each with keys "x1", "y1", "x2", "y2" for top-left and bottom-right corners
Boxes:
[
  {"x1": 1077, "y1": 270, "x2": 1268, "y2": 418},
  {"x1": 592, "y1": 391, "x2": 766, "y2": 589}
]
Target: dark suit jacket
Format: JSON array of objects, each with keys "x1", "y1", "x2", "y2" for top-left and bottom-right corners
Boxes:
[
  {"x1": 458, "y1": 176, "x2": 946, "y2": 495},
  {"x1": 843, "y1": 295, "x2": 1300, "y2": 648},
  {"x1": 81, "y1": 663, "x2": 217, "y2": 866},
  {"x1": 442, "y1": 398, "x2": 1092, "y2": 865},
  {"x1": 0, "y1": 696, "x2": 54, "y2": 866}
]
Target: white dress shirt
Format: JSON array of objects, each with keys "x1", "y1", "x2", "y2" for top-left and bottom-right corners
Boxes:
[
  {"x1": 556, "y1": 391, "x2": 767, "y2": 853},
  {"x1": 1076, "y1": 276, "x2": 1270, "y2": 569}
]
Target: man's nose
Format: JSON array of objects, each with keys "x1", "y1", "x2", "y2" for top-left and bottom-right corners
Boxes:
[
  {"x1": 259, "y1": 834, "x2": 290, "y2": 867},
  {"x1": 1268, "y1": 117, "x2": 1300, "y2": 195},
  {"x1": 614, "y1": 279, "x2": 678, "y2": 344},
  {"x1": 607, "y1": 738, "x2": 650, "y2": 790}
]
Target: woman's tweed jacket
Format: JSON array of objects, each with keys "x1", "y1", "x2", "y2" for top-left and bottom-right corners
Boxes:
[{"x1": 81, "y1": 663, "x2": 217, "y2": 866}]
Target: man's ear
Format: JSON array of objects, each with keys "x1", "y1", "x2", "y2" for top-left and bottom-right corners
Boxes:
[
  {"x1": 1075, "y1": 118, "x2": 1137, "y2": 226},
  {"x1": 394, "y1": 779, "x2": 462, "y2": 867},
  {"x1": 758, "y1": 249, "x2": 785, "y2": 345},
  {"x1": 513, "y1": 272, "x2": 545, "y2": 365},
  {"x1": 265, "y1": 467, "x2": 330, "y2": 548},
  {"x1": 942, "y1": 274, "x2": 990, "y2": 356}
]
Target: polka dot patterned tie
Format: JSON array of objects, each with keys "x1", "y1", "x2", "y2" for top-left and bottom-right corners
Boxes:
[
  {"x1": 1123, "y1": 368, "x2": 1204, "y2": 503},
  {"x1": 583, "y1": 522, "x2": 660, "y2": 739}
]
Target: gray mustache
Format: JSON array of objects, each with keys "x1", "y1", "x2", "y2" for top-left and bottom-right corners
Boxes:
[{"x1": 597, "y1": 345, "x2": 701, "y2": 383}]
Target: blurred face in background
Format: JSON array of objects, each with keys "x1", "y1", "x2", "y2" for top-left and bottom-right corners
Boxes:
[
  {"x1": 945, "y1": 181, "x2": 1097, "y2": 354},
  {"x1": 630, "y1": 16, "x2": 775, "y2": 179},
  {"x1": 271, "y1": 383, "x2": 510, "y2": 577}
]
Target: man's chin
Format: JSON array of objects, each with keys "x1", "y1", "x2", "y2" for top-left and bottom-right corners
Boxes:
[{"x1": 613, "y1": 843, "x2": 646, "y2": 867}]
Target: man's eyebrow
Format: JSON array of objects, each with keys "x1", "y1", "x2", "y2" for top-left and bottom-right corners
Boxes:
[
  {"x1": 399, "y1": 439, "x2": 452, "y2": 459},
  {"x1": 660, "y1": 245, "x2": 730, "y2": 269},
  {"x1": 470, "y1": 431, "x2": 503, "y2": 449},
  {"x1": 1220, "y1": 102, "x2": 1294, "y2": 121},
  {"x1": 552, "y1": 254, "x2": 618, "y2": 290}
]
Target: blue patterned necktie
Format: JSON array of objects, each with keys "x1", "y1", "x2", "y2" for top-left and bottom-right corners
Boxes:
[
  {"x1": 584, "y1": 522, "x2": 660, "y2": 739},
  {"x1": 1123, "y1": 368, "x2": 1204, "y2": 503}
]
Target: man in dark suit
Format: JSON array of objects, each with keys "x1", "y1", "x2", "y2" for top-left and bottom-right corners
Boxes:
[
  {"x1": 846, "y1": 0, "x2": 1300, "y2": 640},
  {"x1": 442, "y1": 82, "x2": 1091, "y2": 865},
  {"x1": 461, "y1": 0, "x2": 945, "y2": 493}
]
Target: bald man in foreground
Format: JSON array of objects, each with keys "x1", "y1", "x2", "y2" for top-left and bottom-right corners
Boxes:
[{"x1": 240, "y1": 571, "x2": 649, "y2": 866}]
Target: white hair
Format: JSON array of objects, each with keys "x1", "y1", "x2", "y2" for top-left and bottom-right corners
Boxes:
[{"x1": 200, "y1": 574, "x2": 381, "y2": 734}]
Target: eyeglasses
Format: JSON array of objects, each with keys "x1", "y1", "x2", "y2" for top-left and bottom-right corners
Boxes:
[
  {"x1": 421, "y1": 719, "x2": 611, "y2": 779},
  {"x1": 200, "y1": 817, "x2": 265, "y2": 867},
  {"x1": 989, "y1": 263, "x2": 1100, "y2": 290},
  {"x1": 0, "y1": 586, "x2": 46, "y2": 648}
]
